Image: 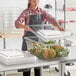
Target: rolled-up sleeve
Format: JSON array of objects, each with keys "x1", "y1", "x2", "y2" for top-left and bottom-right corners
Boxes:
[
  {"x1": 15, "y1": 10, "x2": 26, "y2": 28},
  {"x1": 42, "y1": 9, "x2": 57, "y2": 26}
]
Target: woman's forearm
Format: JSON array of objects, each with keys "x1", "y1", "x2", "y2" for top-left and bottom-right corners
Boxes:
[
  {"x1": 15, "y1": 23, "x2": 26, "y2": 29},
  {"x1": 15, "y1": 24, "x2": 32, "y2": 31}
]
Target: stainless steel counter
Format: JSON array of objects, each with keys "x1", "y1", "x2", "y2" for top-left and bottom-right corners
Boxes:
[{"x1": 0, "y1": 46, "x2": 76, "y2": 76}]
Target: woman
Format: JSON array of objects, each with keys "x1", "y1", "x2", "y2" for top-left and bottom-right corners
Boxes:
[{"x1": 15, "y1": 0, "x2": 64, "y2": 76}]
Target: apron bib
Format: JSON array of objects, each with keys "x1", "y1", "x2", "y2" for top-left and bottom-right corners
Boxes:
[{"x1": 22, "y1": 11, "x2": 43, "y2": 51}]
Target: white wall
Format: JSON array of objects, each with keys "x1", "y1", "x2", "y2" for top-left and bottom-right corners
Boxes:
[
  {"x1": 0, "y1": 0, "x2": 27, "y2": 8},
  {"x1": 0, "y1": 0, "x2": 56, "y2": 9},
  {"x1": 66, "y1": 0, "x2": 76, "y2": 7},
  {"x1": 0, "y1": 0, "x2": 76, "y2": 8}
]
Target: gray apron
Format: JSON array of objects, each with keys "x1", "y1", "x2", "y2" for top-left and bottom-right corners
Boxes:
[
  {"x1": 22, "y1": 12, "x2": 43, "y2": 51},
  {"x1": 19, "y1": 11, "x2": 47, "y2": 75}
]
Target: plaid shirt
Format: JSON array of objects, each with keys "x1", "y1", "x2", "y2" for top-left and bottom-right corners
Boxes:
[{"x1": 15, "y1": 7, "x2": 57, "y2": 27}]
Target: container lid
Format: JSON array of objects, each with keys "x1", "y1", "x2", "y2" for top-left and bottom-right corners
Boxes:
[
  {"x1": 37, "y1": 30, "x2": 72, "y2": 41},
  {"x1": 0, "y1": 49, "x2": 24, "y2": 59}
]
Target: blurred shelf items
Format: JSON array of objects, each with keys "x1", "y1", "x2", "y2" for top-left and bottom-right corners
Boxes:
[
  {"x1": 0, "y1": 7, "x2": 23, "y2": 38},
  {"x1": 65, "y1": 7, "x2": 76, "y2": 11}
]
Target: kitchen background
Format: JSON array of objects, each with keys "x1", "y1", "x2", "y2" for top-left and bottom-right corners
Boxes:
[
  {"x1": 0, "y1": 0, "x2": 76, "y2": 50},
  {"x1": 0, "y1": 0, "x2": 76, "y2": 76}
]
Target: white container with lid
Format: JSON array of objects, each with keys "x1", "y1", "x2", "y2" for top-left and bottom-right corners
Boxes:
[{"x1": 0, "y1": 49, "x2": 35, "y2": 65}]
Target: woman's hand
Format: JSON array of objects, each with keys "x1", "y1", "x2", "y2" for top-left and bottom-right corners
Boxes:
[
  {"x1": 15, "y1": 24, "x2": 32, "y2": 31},
  {"x1": 59, "y1": 27, "x2": 65, "y2": 31},
  {"x1": 55, "y1": 23, "x2": 65, "y2": 31},
  {"x1": 24, "y1": 25, "x2": 32, "y2": 31}
]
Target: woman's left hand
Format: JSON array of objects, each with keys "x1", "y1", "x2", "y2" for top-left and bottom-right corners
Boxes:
[
  {"x1": 59, "y1": 27, "x2": 65, "y2": 31},
  {"x1": 56, "y1": 23, "x2": 65, "y2": 31}
]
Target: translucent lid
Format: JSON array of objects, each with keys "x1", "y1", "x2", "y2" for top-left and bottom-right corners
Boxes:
[{"x1": 0, "y1": 49, "x2": 24, "y2": 59}]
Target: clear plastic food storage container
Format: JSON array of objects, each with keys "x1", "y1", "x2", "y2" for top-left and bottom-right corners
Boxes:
[{"x1": 25, "y1": 37, "x2": 69, "y2": 60}]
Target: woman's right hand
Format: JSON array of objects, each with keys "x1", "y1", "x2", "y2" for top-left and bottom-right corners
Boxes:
[
  {"x1": 24, "y1": 25, "x2": 32, "y2": 31},
  {"x1": 15, "y1": 24, "x2": 32, "y2": 31}
]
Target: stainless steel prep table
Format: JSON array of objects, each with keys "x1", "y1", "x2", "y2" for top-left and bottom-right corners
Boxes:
[
  {"x1": 59, "y1": 46, "x2": 76, "y2": 76},
  {"x1": 0, "y1": 46, "x2": 76, "y2": 76}
]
